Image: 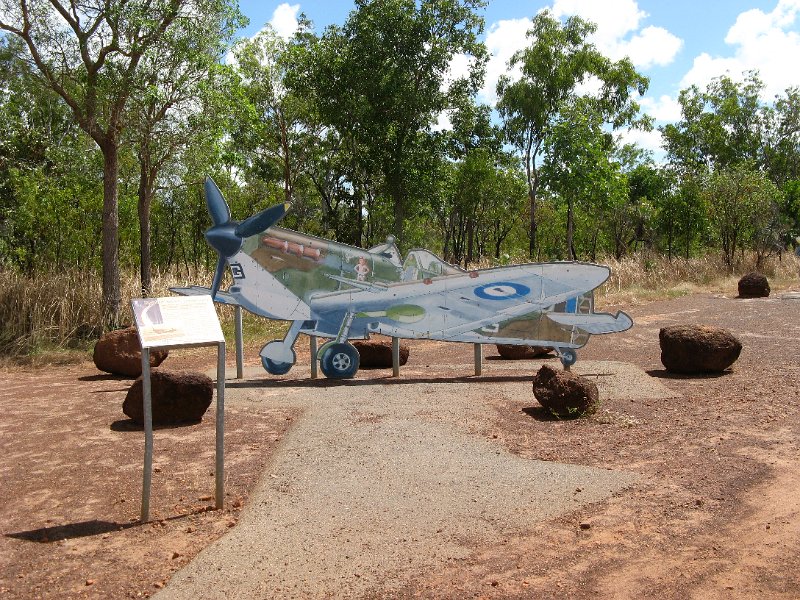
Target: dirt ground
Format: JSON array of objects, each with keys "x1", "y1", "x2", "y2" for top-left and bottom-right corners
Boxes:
[{"x1": 2, "y1": 290, "x2": 800, "y2": 599}]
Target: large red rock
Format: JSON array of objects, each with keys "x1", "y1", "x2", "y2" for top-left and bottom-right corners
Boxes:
[
  {"x1": 352, "y1": 340, "x2": 409, "y2": 368},
  {"x1": 123, "y1": 370, "x2": 213, "y2": 425},
  {"x1": 532, "y1": 364, "x2": 599, "y2": 418},
  {"x1": 93, "y1": 327, "x2": 167, "y2": 377},
  {"x1": 738, "y1": 272, "x2": 770, "y2": 298},
  {"x1": 659, "y1": 325, "x2": 742, "y2": 374},
  {"x1": 496, "y1": 344, "x2": 552, "y2": 359}
]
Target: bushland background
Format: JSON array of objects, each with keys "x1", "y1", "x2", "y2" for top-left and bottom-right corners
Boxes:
[{"x1": 1, "y1": 0, "x2": 798, "y2": 355}]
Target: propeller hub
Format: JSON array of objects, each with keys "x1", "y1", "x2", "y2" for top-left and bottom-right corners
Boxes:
[{"x1": 205, "y1": 223, "x2": 243, "y2": 258}]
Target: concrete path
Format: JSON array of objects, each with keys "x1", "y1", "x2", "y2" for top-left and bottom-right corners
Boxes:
[{"x1": 157, "y1": 360, "x2": 671, "y2": 599}]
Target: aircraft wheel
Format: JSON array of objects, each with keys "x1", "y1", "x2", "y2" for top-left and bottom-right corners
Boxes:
[
  {"x1": 320, "y1": 342, "x2": 360, "y2": 379},
  {"x1": 260, "y1": 340, "x2": 296, "y2": 376},
  {"x1": 560, "y1": 349, "x2": 577, "y2": 368},
  {"x1": 316, "y1": 340, "x2": 337, "y2": 361}
]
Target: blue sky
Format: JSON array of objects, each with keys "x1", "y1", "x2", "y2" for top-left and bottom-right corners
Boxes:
[{"x1": 236, "y1": 0, "x2": 800, "y2": 154}]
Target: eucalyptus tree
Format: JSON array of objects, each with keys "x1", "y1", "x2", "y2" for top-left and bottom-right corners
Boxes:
[
  {"x1": 496, "y1": 10, "x2": 649, "y2": 259},
  {"x1": 295, "y1": 0, "x2": 488, "y2": 248},
  {"x1": 227, "y1": 22, "x2": 322, "y2": 213},
  {"x1": 763, "y1": 87, "x2": 800, "y2": 187},
  {"x1": 541, "y1": 98, "x2": 624, "y2": 260},
  {"x1": 0, "y1": 37, "x2": 102, "y2": 273},
  {"x1": 661, "y1": 72, "x2": 764, "y2": 175},
  {"x1": 702, "y1": 165, "x2": 783, "y2": 271},
  {"x1": 0, "y1": 0, "x2": 242, "y2": 327},
  {"x1": 438, "y1": 100, "x2": 525, "y2": 265},
  {"x1": 127, "y1": 3, "x2": 243, "y2": 295}
]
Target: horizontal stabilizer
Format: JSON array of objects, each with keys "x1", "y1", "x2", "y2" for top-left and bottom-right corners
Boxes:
[
  {"x1": 169, "y1": 285, "x2": 239, "y2": 306},
  {"x1": 547, "y1": 311, "x2": 633, "y2": 334}
]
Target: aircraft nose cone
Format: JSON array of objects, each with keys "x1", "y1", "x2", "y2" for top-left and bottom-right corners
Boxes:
[{"x1": 205, "y1": 224, "x2": 243, "y2": 258}]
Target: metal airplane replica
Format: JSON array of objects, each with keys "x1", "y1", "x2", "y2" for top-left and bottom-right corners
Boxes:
[{"x1": 173, "y1": 178, "x2": 632, "y2": 379}]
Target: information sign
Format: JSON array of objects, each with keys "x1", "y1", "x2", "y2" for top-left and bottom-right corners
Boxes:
[{"x1": 132, "y1": 295, "x2": 224, "y2": 348}]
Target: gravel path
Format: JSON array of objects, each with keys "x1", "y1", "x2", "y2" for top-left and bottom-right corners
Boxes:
[{"x1": 156, "y1": 360, "x2": 665, "y2": 599}]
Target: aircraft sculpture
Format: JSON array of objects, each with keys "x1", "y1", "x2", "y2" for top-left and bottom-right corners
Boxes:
[{"x1": 173, "y1": 178, "x2": 633, "y2": 379}]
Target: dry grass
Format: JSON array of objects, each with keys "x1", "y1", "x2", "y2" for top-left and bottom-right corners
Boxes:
[
  {"x1": 2, "y1": 251, "x2": 798, "y2": 361},
  {"x1": 0, "y1": 267, "x2": 210, "y2": 361},
  {"x1": 598, "y1": 252, "x2": 800, "y2": 307}
]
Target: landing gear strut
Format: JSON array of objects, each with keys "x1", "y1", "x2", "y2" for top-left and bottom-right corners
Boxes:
[
  {"x1": 318, "y1": 311, "x2": 360, "y2": 379},
  {"x1": 260, "y1": 320, "x2": 304, "y2": 375}
]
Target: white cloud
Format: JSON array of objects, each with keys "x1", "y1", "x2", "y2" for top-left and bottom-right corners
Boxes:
[
  {"x1": 552, "y1": 0, "x2": 646, "y2": 48},
  {"x1": 639, "y1": 94, "x2": 682, "y2": 123},
  {"x1": 551, "y1": 0, "x2": 681, "y2": 69},
  {"x1": 680, "y1": 0, "x2": 800, "y2": 99},
  {"x1": 269, "y1": 3, "x2": 301, "y2": 41},
  {"x1": 623, "y1": 26, "x2": 683, "y2": 69},
  {"x1": 616, "y1": 127, "x2": 664, "y2": 157},
  {"x1": 480, "y1": 18, "x2": 532, "y2": 104}
]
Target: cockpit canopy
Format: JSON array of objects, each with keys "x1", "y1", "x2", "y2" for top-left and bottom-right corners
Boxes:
[{"x1": 401, "y1": 250, "x2": 464, "y2": 281}]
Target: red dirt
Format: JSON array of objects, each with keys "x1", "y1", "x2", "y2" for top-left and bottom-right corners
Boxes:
[{"x1": 2, "y1": 291, "x2": 800, "y2": 598}]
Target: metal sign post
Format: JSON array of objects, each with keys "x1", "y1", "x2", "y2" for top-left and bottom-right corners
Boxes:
[{"x1": 132, "y1": 296, "x2": 226, "y2": 522}]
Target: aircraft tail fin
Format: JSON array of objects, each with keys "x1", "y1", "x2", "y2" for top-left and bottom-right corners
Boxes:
[{"x1": 547, "y1": 310, "x2": 633, "y2": 334}]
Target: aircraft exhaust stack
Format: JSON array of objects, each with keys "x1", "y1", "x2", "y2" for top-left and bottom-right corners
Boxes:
[{"x1": 203, "y1": 177, "x2": 291, "y2": 298}]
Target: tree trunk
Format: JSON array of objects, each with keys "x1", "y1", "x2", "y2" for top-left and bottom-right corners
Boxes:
[
  {"x1": 389, "y1": 175, "x2": 405, "y2": 249},
  {"x1": 101, "y1": 141, "x2": 121, "y2": 330},
  {"x1": 138, "y1": 158, "x2": 155, "y2": 297},
  {"x1": 528, "y1": 187, "x2": 537, "y2": 260},
  {"x1": 566, "y1": 197, "x2": 575, "y2": 260}
]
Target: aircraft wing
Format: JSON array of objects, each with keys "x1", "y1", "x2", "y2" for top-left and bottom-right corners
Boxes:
[
  {"x1": 170, "y1": 285, "x2": 240, "y2": 306},
  {"x1": 312, "y1": 261, "x2": 611, "y2": 339}
]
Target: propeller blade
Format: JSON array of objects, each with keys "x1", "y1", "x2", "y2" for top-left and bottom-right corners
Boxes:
[
  {"x1": 235, "y1": 202, "x2": 291, "y2": 238},
  {"x1": 210, "y1": 255, "x2": 227, "y2": 299},
  {"x1": 205, "y1": 177, "x2": 231, "y2": 226}
]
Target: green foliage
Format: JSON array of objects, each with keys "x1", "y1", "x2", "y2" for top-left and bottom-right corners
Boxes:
[
  {"x1": 5, "y1": 1, "x2": 800, "y2": 355},
  {"x1": 292, "y1": 0, "x2": 487, "y2": 249},
  {"x1": 496, "y1": 9, "x2": 649, "y2": 258},
  {"x1": 702, "y1": 165, "x2": 784, "y2": 270}
]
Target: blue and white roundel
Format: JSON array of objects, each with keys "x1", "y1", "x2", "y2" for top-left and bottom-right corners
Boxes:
[{"x1": 474, "y1": 281, "x2": 531, "y2": 300}]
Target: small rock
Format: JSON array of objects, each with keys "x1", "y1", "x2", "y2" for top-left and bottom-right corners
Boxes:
[
  {"x1": 738, "y1": 272, "x2": 770, "y2": 298},
  {"x1": 580, "y1": 522, "x2": 591, "y2": 530},
  {"x1": 496, "y1": 344, "x2": 551, "y2": 359},
  {"x1": 659, "y1": 325, "x2": 742, "y2": 374},
  {"x1": 154, "y1": 582, "x2": 164, "y2": 589},
  {"x1": 352, "y1": 340, "x2": 410, "y2": 368},
  {"x1": 123, "y1": 370, "x2": 213, "y2": 425},
  {"x1": 198, "y1": 495, "x2": 213, "y2": 502},
  {"x1": 171, "y1": 552, "x2": 181, "y2": 560},
  {"x1": 532, "y1": 365, "x2": 600, "y2": 418},
  {"x1": 93, "y1": 327, "x2": 167, "y2": 377},
  {"x1": 85, "y1": 579, "x2": 95, "y2": 586}
]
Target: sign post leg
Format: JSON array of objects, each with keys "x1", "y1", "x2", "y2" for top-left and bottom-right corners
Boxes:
[
  {"x1": 234, "y1": 306, "x2": 244, "y2": 379},
  {"x1": 392, "y1": 337, "x2": 400, "y2": 377},
  {"x1": 474, "y1": 343, "x2": 483, "y2": 376},
  {"x1": 215, "y1": 342, "x2": 225, "y2": 510},
  {"x1": 140, "y1": 349, "x2": 153, "y2": 522},
  {"x1": 310, "y1": 335, "x2": 318, "y2": 379}
]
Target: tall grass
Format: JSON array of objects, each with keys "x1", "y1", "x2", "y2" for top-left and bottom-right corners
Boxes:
[
  {"x1": 599, "y1": 252, "x2": 800, "y2": 305},
  {"x1": 0, "y1": 267, "x2": 213, "y2": 356},
  {"x1": 1, "y1": 252, "x2": 798, "y2": 359}
]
